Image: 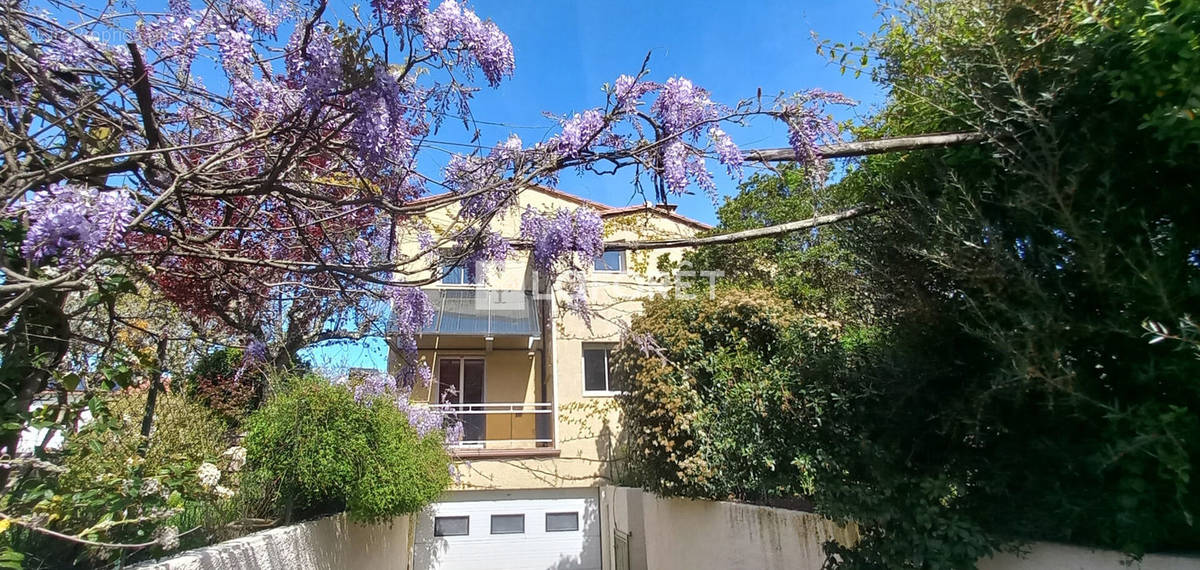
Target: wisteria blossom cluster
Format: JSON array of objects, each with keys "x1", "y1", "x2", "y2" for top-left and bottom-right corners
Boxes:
[
  {"x1": 349, "y1": 371, "x2": 463, "y2": 445},
  {"x1": 527, "y1": 74, "x2": 852, "y2": 203},
  {"x1": 780, "y1": 89, "x2": 857, "y2": 185},
  {"x1": 10, "y1": 184, "x2": 133, "y2": 267},
  {"x1": 519, "y1": 206, "x2": 606, "y2": 275},
  {"x1": 388, "y1": 287, "x2": 436, "y2": 386}
]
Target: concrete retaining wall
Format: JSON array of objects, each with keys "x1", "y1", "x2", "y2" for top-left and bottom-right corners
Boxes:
[
  {"x1": 133, "y1": 514, "x2": 412, "y2": 570},
  {"x1": 599, "y1": 486, "x2": 858, "y2": 570},
  {"x1": 980, "y1": 543, "x2": 1200, "y2": 570},
  {"x1": 599, "y1": 487, "x2": 1200, "y2": 570}
]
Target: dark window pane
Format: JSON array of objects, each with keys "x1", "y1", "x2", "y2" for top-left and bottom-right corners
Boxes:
[
  {"x1": 546, "y1": 512, "x2": 579, "y2": 532},
  {"x1": 609, "y1": 362, "x2": 627, "y2": 393},
  {"x1": 462, "y1": 359, "x2": 485, "y2": 403},
  {"x1": 434, "y1": 516, "x2": 469, "y2": 536},
  {"x1": 594, "y1": 250, "x2": 624, "y2": 271},
  {"x1": 438, "y1": 359, "x2": 461, "y2": 404},
  {"x1": 490, "y1": 514, "x2": 524, "y2": 534},
  {"x1": 583, "y1": 349, "x2": 608, "y2": 392}
]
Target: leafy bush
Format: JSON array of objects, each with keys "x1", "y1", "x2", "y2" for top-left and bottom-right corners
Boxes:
[
  {"x1": 616, "y1": 288, "x2": 848, "y2": 501},
  {"x1": 186, "y1": 348, "x2": 262, "y2": 425},
  {"x1": 625, "y1": 1, "x2": 1200, "y2": 567},
  {"x1": 244, "y1": 378, "x2": 451, "y2": 523},
  {"x1": 2, "y1": 392, "x2": 239, "y2": 568}
]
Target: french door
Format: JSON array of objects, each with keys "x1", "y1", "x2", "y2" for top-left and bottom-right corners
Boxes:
[{"x1": 438, "y1": 357, "x2": 485, "y2": 442}]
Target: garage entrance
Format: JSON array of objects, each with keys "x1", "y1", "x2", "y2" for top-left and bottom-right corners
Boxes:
[{"x1": 413, "y1": 488, "x2": 602, "y2": 570}]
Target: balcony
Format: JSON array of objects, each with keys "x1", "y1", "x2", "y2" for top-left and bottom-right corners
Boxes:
[{"x1": 432, "y1": 402, "x2": 557, "y2": 459}]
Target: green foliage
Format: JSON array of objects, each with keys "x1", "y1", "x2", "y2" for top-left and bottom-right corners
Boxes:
[
  {"x1": 186, "y1": 348, "x2": 262, "y2": 425},
  {"x1": 626, "y1": 1, "x2": 1200, "y2": 567},
  {"x1": 243, "y1": 378, "x2": 450, "y2": 523},
  {"x1": 347, "y1": 401, "x2": 456, "y2": 523},
  {"x1": 616, "y1": 288, "x2": 847, "y2": 501},
  {"x1": 1, "y1": 391, "x2": 235, "y2": 568},
  {"x1": 687, "y1": 165, "x2": 873, "y2": 322}
]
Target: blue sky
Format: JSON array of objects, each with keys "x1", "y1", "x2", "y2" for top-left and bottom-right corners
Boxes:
[
  {"x1": 304, "y1": 1, "x2": 888, "y2": 372},
  {"x1": 434, "y1": 0, "x2": 887, "y2": 225}
]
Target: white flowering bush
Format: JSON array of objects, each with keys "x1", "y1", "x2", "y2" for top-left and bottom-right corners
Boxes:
[{"x1": 2, "y1": 391, "x2": 233, "y2": 567}]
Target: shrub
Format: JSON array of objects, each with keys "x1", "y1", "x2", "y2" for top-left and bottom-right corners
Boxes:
[
  {"x1": 244, "y1": 378, "x2": 451, "y2": 523},
  {"x1": 186, "y1": 348, "x2": 263, "y2": 425},
  {"x1": 616, "y1": 288, "x2": 849, "y2": 501},
  {"x1": 3, "y1": 392, "x2": 237, "y2": 568}
]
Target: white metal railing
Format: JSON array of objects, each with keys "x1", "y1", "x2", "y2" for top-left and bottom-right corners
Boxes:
[{"x1": 430, "y1": 402, "x2": 553, "y2": 446}]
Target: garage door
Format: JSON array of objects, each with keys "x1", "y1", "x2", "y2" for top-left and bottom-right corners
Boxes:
[{"x1": 413, "y1": 488, "x2": 602, "y2": 570}]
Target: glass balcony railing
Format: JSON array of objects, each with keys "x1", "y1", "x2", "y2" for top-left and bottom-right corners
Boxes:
[{"x1": 430, "y1": 402, "x2": 554, "y2": 448}]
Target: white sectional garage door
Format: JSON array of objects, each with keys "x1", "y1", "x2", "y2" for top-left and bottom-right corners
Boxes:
[{"x1": 413, "y1": 488, "x2": 602, "y2": 570}]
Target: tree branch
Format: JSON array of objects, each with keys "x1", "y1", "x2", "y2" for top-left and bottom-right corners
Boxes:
[
  {"x1": 512, "y1": 204, "x2": 879, "y2": 251},
  {"x1": 744, "y1": 131, "x2": 985, "y2": 162}
]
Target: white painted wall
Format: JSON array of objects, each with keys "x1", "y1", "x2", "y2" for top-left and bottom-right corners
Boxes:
[
  {"x1": 132, "y1": 514, "x2": 413, "y2": 570},
  {"x1": 600, "y1": 487, "x2": 858, "y2": 570},
  {"x1": 602, "y1": 487, "x2": 1200, "y2": 570},
  {"x1": 979, "y1": 543, "x2": 1200, "y2": 570}
]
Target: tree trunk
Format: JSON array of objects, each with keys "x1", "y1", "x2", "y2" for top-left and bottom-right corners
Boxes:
[{"x1": 138, "y1": 337, "x2": 169, "y2": 457}]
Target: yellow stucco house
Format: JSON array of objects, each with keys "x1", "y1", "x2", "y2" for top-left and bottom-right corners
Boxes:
[{"x1": 390, "y1": 185, "x2": 707, "y2": 570}]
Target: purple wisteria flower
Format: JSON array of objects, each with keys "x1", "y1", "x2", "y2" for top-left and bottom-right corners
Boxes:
[
  {"x1": 552, "y1": 109, "x2": 605, "y2": 158},
  {"x1": 389, "y1": 287, "x2": 435, "y2": 386},
  {"x1": 286, "y1": 25, "x2": 344, "y2": 107},
  {"x1": 233, "y1": 0, "x2": 280, "y2": 33},
  {"x1": 445, "y1": 155, "x2": 513, "y2": 218},
  {"x1": 708, "y1": 126, "x2": 743, "y2": 176},
  {"x1": 564, "y1": 270, "x2": 592, "y2": 327},
  {"x1": 519, "y1": 206, "x2": 604, "y2": 275},
  {"x1": 661, "y1": 141, "x2": 689, "y2": 194},
  {"x1": 780, "y1": 89, "x2": 856, "y2": 185},
  {"x1": 216, "y1": 26, "x2": 254, "y2": 81},
  {"x1": 245, "y1": 339, "x2": 268, "y2": 362},
  {"x1": 39, "y1": 33, "x2": 98, "y2": 72},
  {"x1": 395, "y1": 388, "x2": 447, "y2": 438},
  {"x1": 15, "y1": 184, "x2": 134, "y2": 267},
  {"x1": 650, "y1": 77, "x2": 719, "y2": 137},
  {"x1": 612, "y1": 74, "x2": 656, "y2": 113},
  {"x1": 353, "y1": 371, "x2": 398, "y2": 403},
  {"x1": 461, "y1": 230, "x2": 511, "y2": 277},
  {"x1": 422, "y1": 0, "x2": 514, "y2": 87},
  {"x1": 373, "y1": 0, "x2": 429, "y2": 25},
  {"x1": 350, "y1": 68, "x2": 416, "y2": 171},
  {"x1": 232, "y1": 339, "x2": 268, "y2": 382}
]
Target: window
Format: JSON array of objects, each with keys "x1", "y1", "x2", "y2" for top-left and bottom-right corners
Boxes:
[
  {"x1": 434, "y1": 516, "x2": 469, "y2": 537},
  {"x1": 441, "y1": 262, "x2": 478, "y2": 285},
  {"x1": 545, "y1": 512, "x2": 579, "y2": 532},
  {"x1": 490, "y1": 514, "x2": 524, "y2": 534},
  {"x1": 593, "y1": 249, "x2": 625, "y2": 272},
  {"x1": 583, "y1": 345, "x2": 624, "y2": 394}
]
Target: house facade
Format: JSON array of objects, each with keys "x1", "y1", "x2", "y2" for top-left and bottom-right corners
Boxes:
[{"x1": 388, "y1": 185, "x2": 707, "y2": 570}]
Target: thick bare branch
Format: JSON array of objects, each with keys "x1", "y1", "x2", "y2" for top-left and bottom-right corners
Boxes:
[
  {"x1": 512, "y1": 204, "x2": 879, "y2": 252},
  {"x1": 744, "y1": 131, "x2": 985, "y2": 162}
]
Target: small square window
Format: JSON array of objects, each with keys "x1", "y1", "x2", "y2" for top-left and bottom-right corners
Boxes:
[
  {"x1": 546, "y1": 512, "x2": 579, "y2": 532},
  {"x1": 442, "y1": 262, "x2": 478, "y2": 285},
  {"x1": 594, "y1": 250, "x2": 625, "y2": 272},
  {"x1": 434, "y1": 516, "x2": 469, "y2": 537},
  {"x1": 490, "y1": 514, "x2": 524, "y2": 534},
  {"x1": 583, "y1": 345, "x2": 623, "y2": 394}
]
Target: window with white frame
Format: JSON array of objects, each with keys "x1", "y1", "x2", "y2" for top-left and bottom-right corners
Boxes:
[
  {"x1": 583, "y1": 344, "x2": 624, "y2": 394},
  {"x1": 441, "y1": 261, "x2": 479, "y2": 285},
  {"x1": 593, "y1": 249, "x2": 625, "y2": 272}
]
